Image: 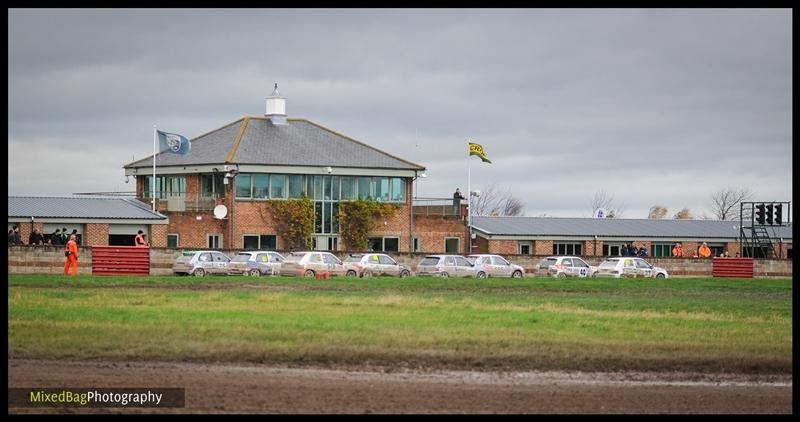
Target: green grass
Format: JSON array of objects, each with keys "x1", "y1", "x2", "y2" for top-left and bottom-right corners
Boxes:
[{"x1": 7, "y1": 275, "x2": 792, "y2": 374}]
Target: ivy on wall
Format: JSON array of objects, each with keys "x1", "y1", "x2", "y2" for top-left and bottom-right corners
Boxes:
[
  {"x1": 270, "y1": 196, "x2": 314, "y2": 250},
  {"x1": 339, "y1": 200, "x2": 398, "y2": 251}
]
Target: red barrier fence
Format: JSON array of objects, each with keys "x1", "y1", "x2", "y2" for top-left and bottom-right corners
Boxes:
[
  {"x1": 91, "y1": 246, "x2": 150, "y2": 276},
  {"x1": 712, "y1": 257, "x2": 753, "y2": 278}
]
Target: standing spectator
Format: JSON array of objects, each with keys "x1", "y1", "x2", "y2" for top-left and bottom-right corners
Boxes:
[
  {"x1": 698, "y1": 242, "x2": 712, "y2": 258},
  {"x1": 64, "y1": 234, "x2": 79, "y2": 276},
  {"x1": 452, "y1": 188, "x2": 465, "y2": 216},
  {"x1": 134, "y1": 230, "x2": 147, "y2": 247},
  {"x1": 637, "y1": 247, "x2": 648, "y2": 257},
  {"x1": 671, "y1": 242, "x2": 684, "y2": 257},
  {"x1": 735, "y1": 252, "x2": 741, "y2": 258},
  {"x1": 60, "y1": 227, "x2": 69, "y2": 244},
  {"x1": 51, "y1": 229, "x2": 63, "y2": 246},
  {"x1": 620, "y1": 243, "x2": 629, "y2": 256},
  {"x1": 28, "y1": 228, "x2": 44, "y2": 246},
  {"x1": 12, "y1": 226, "x2": 23, "y2": 245},
  {"x1": 628, "y1": 243, "x2": 638, "y2": 257},
  {"x1": 70, "y1": 229, "x2": 80, "y2": 246},
  {"x1": 8, "y1": 229, "x2": 15, "y2": 245}
]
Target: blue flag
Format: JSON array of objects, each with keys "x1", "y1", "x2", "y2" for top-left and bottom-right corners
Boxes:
[{"x1": 157, "y1": 130, "x2": 191, "y2": 155}]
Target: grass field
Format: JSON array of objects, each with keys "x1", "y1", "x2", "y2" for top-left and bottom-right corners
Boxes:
[{"x1": 7, "y1": 274, "x2": 792, "y2": 374}]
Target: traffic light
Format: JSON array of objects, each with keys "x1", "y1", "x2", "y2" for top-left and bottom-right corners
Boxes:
[
  {"x1": 766, "y1": 204, "x2": 774, "y2": 225},
  {"x1": 755, "y1": 204, "x2": 765, "y2": 225},
  {"x1": 774, "y1": 204, "x2": 782, "y2": 226}
]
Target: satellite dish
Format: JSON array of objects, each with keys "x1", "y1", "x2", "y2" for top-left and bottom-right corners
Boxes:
[
  {"x1": 213, "y1": 205, "x2": 228, "y2": 219},
  {"x1": 594, "y1": 208, "x2": 607, "y2": 219}
]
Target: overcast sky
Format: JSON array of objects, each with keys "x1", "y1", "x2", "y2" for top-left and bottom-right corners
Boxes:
[{"x1": 8, "y1": 9, "x2": 792, "y2": 218}]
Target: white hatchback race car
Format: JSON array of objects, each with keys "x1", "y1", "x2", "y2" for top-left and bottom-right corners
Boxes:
[
  {"x1": 536, "y1": 256, "x2": 597, "y2": 278},
  {"x1": 595, "y1": 257, "x2": 669, "y2": 279}
]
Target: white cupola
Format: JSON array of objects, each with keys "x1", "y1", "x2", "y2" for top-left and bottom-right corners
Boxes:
[{"x1": 265, "y1": 83, "x2": 287, "y2": 124}]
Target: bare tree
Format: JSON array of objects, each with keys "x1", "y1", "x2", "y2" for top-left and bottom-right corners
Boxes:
[
  {"x1": 471, "y1": 183, "x2": 525, "y2": 216},
  {"x1": 648, "y1": 205, "x2": 668, "y2": 219},
  {"x1": 710, "y1": 187, "x2": 753, "y2": 220},
  {"x1": 590, "y1": 189, "x2": 625, "y2": 218},
  {"x1": 673, "y1": 208, "x2": 692, "y2": 220}
]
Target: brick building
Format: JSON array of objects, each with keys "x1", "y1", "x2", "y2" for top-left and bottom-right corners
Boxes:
[
  {"x1": 123, "y1": 86, "x2": 446, "y2": 252},
  {"x1": 470, "y1": 216, "x2": 792, "y2": 259}
]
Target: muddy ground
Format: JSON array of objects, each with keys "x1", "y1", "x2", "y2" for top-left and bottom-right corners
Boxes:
[{"x1": 7, "y1": 359, "x2": 791, "y2": 414}]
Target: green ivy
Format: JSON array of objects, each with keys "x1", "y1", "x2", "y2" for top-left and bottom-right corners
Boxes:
[
  {"x1": 270, "y1": 196, "x2": 314, "y2": 250},
  {"x1": 339, "y1": 200, "x2": 398, "y2": 251}
]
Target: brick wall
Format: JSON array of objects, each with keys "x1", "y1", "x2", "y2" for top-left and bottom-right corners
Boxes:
[{"x1": 84, "y1": 224, "x2": 108, "y2": 247}]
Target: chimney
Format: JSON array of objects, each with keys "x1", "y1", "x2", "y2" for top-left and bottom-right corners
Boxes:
[{"x1": 265, "y1": 83, "x2": 287, "y2": 125}]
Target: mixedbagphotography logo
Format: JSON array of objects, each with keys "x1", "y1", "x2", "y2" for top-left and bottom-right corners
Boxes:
[{"x1": 8, "y1": 388, "x2": 185, "y2": 408}]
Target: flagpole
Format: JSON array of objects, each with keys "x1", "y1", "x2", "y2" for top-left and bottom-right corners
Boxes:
[
  {"x1": 467, "y1": 139, "x2": 472, "y2": 254},
  {"x1": 153, "y1": 125, "x2": 157, "y2": 211}
]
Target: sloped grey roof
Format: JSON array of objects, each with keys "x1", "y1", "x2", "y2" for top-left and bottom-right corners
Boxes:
[
  {"x1": 125, "y1": 117, "x2": 424, "y2": 170},
  {"x1": 8, "y1": 196, "x2": 167, "y2": 220},
  {"x1": 471, "y1": 216, "x2": 793, "y2": 240}
]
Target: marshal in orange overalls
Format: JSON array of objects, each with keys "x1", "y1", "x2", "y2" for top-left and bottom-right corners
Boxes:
[{"x1": 64, "y1": 236, "x2": 79, "y2": 276}]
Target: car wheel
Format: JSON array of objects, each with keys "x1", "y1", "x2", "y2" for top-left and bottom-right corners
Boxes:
[
  {"x1": 346, "y1": 270, "x2": 357, "y2": 277},
  {"x1": 249, "y1": 269, "x2": 261, "y2": 277},
  {"x1": 363, "y1": 270, "x2": 373, "y2": 278},
  {"x1": 477, "y1": 271, "x2": 487, "y2": 279},
  {"x1": 512, "y1": 270, "x2": 523, "y2": 278},
  {"x1": 193, "y1": 268, "x2": 205, "y2": 277},
  {"x1": 557, "y1": 272, "x2": 567, "y2": 278},
  {"x1": 304, "y1": 269, "x2": 315, "y2": 278},
  {"x1": 656, "y1": 273, "x2": 666, "y2": 279},
  {"x1": 400, "y1": 270, "x2": 410, "y2": 278}
]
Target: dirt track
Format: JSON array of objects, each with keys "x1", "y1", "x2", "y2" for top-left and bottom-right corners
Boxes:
[{"x1": 7, "y1": 359, "x2": 791, "y2": 414}]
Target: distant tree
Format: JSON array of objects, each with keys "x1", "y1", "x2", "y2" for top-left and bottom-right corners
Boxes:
[
  {"x1": 710, "y1": 187, "x2": 753, "y2": 220},
  {"x1": 590, "y1": 189, "x2": 625, "y2": 218},
  {"x1": 648, "y1": 205, "x2": 668, "y2": 219},
  {"x1": 471, "y1": 183, "x2": 525, "y2": 216},
  {"x1": 673, "y1": 208, "x2": 692, "y2": 220}
]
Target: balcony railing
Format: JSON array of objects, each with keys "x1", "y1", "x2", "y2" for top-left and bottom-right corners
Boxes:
[
  {"x1": 412, "y1": 197, "x2": 464, "y2": 218},
  {"x1": 142, "y1": 193, "x2": 223, "y2": 212}
]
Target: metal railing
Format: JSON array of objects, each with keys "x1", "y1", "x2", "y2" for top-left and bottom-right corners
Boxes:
[
  {"x1": 142, "y1": 193, "x2": 223, "y2": 212},
  {"x1": 412, "y1": 197, "x2": 464, "y2": 217}
]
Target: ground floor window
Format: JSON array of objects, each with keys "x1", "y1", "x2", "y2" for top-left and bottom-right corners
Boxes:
[
  {"x1": 208, "y1": 233, "x2": 222, "y2": 249},
  {"x1": 412, "y1": 237, "x2": 421, "y2": 253},
  {"x1": 368, "y1": 236, "x2": 400, "y2": 252},
  {"x1": 602, "y1": 244, "x2": 622, "y2": 256},
  {"x1": 243, "y1": 234, "x2": 277, "y2": 250},
  {"x1": 651, "y1": 243, "x2": 672, "y2": 257},
  {"x1": 167, "y1": 234, "x2": 179, "y2": 248},
  {"x1": 108, "y1": 234, "x2": 134, "y2": 246},
  {"x1": 518, "y1": 241, "x2": 532, "y2": 255},
  {"x1": 553, "y1": 242, "x2": 582, "y2": 256},
  {"x1": 445, "y1": 237, "x2": 460, "y2": 254}
]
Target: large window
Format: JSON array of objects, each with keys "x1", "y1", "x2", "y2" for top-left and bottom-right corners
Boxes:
[
  {"x1": 235, "y1": 174, "x2": 252, "y2": 198},
  {"x1": 602, "y1": 243, "x2": 623, "y2": 256},
  {"x1": 288, "y1": 175, "x2": 305, "y2": 199},
  {"x1": 368, "y1": 236, "x2": 400, "y2": 252},
  {"x1": 270, "y1": 175, "x2": 286, "y2": 199},
  {"x1": 143, "y1": 175, "x2": 186, "y2": 199},
  {"x1": 252, "y1": 174, "x2": 269, "y2": 199},
  {"x1": 651, "y1": 243, "x2": 673, "y2": 257},
  {"x1": 243, "y1": 234, "x2": 277, "y2": 250},
  {"x1": 200, "y1": 174, "x2": 224, "y2": 198},
  {"x1": 553, "y1": 242, "x2": 582, "y2": 256}
]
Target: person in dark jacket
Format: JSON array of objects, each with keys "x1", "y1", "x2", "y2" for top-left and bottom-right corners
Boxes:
[
  {"x1": 51, "y1": 229, "x2": 63, "y2": 246},
  {"x1": 28, "y1": 228, "x2": 44, "y2": 246}
]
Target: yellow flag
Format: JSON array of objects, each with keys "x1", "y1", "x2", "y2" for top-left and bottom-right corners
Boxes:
[{"x1": 468, "y1": 142, "x2": 491, "y2": 163}]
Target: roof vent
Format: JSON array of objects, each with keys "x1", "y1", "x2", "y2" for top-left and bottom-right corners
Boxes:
[{"x1": 265, "y1": 83, "x2": 287, "y2": 125}]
